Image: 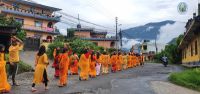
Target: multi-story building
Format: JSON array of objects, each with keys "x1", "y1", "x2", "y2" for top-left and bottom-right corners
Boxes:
[
  {"x1": 72, "y1": 26, "x2": 118, "y2": 49},
  {"x1": 0, "y1": 0, "x2": 61, "y2": 50},
  {"x1": 179, "y1": 11, "x2": 200, "y2": 66}
]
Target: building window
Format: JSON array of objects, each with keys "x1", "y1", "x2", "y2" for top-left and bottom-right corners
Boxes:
[
  {"x1": 191, "y1": 43, "x2": 193, "y2": 56},
  {"x1": 15, "y1": 18, "x2": 24, "y2": 25},
  {"x1": 35, "y1": 21, "x2": 42, "y2": 27},
  {"x1": 195, "y1": 40, "x2": 198, "y2": 55}
]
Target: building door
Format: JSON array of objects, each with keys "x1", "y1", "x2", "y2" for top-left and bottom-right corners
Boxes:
[{"x1": 24, "y1": 37, "x2": 40, "y2": 51}]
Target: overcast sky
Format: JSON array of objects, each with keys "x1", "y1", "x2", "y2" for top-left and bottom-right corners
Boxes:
[{"x1": 32, "y1": 0, "x2": 197, "y2": 29}]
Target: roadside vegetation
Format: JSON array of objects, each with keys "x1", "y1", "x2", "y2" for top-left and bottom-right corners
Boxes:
[
  {"x1": 154, "y1": 34, "x2": 184, "y2": 64},
  {"x1": 169, "y1": 68, "x2": 200, "y2": 91}
]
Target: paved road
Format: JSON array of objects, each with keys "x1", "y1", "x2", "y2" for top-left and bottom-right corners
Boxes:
[{"x1": 9, "y1": 61, "x2": 184, "y2": 94}]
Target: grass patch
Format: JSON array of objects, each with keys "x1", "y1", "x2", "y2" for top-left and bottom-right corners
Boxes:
[{"x1": 169, "y1": 68, "x2": 200, "y2": 91}]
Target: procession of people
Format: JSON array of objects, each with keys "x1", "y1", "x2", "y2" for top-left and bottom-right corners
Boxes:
[{"x1": 0, "y1": 36, "x2": 145, "y2": 93}]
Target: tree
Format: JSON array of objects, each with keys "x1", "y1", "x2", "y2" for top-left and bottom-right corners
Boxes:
[
  {"x1": 0, "y1": 15, "x2": 26, "y2": 40},
  {"x1": 154, "y1": 34, "x2": 184, "y2": 64},
  {"x1": 67, "y1": 28, "x2": 75, "y2": 38}
]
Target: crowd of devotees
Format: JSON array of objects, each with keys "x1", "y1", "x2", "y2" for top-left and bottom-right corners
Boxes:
[{"x1": 0, "y1": 36, "x2": 145, "y2": 93}]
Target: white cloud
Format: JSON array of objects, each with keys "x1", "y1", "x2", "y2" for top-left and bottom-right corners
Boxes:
[
  {"x1": 122, "y1": 38, "x2": 140, "y2": 49},
  {"x1": 156, "y1": 22, "x2": 186, "y2": 44}
]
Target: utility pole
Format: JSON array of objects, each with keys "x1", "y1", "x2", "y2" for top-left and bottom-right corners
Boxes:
[
  {"x1": 155, "y1": 39, "x2": 158, "y2": 54},
  {"x1": 115, "y1": 17, "x2": 118, "y2": 53},
  {"x1": 119, "y1": 28, "x2": 122, "y2": 49}
]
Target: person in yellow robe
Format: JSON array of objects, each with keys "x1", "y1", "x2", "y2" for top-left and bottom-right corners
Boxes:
[
  {"x1": 101, "y1": 52, "x2": 110, "y2": 74},
  {"x1": 59, "y1": 48, "x2": 69, "y2": 87},
  {"x1": 0, "y1": 45, "x2": 11, "y2": 93},
  {"x1": 32, "y1": 45, "x2": 49, "y2": 92},
  {"x1": 89, "y1": 52, "x2": 97, "y2": 78},
  {"x1": 117, "y1": 52, "x2": 123, "y2": 71},
  {"x1": 78, "y1": 49, "x2": 90, "y2": 81},
  {"x1": 110, "y1": 52, "x2": 117, "y2": 72},
  {"x1": 104, "y1": 52, "x2": 110, "y2": 74},
  {"x1": 122, "y1": 52, "x2": 128, "y2": 70},
  {"x1": 127, "y1": 53, "x2": 132, "y2": 68},
  {"x1": 69, "y1": 52, "x2": 79, "y2": 75}
]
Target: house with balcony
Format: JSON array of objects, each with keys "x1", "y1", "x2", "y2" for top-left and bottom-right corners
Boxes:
[
  {"x1": 72, "y1": 25, "x2": 118, "y2": 49},
  {"x1": 0, "y1": 0, "x2": 61, "y2": 50},
  {"x1": 178, "y1": 11, "x2": 200, "y2": 66}
]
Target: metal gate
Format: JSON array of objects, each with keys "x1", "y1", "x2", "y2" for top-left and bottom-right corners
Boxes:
[{"x1": 24, "y1": 38, "x2": 40, "y2": 51}]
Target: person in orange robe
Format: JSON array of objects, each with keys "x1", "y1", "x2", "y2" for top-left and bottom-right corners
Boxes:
[
  {"x1": 58, "y1": 48, "x2": 69, "y2": 87},
  {"x1": 89, "y1": 52, "x2": 97, "y2": 78},
  {"x1": 127, "y1": 53, "x2": 132, "y2": 68},
  {"x1": 110, "y1": 52, "x2": 117, "y2": 73},
  {"x1": 32, "y1": 45, "x2": 49, "y2": 92},
  {"x1": 52, "y1": 47, "x2": 61, "y2": 78},
  {"x1": 69, "y1": 52, "x2": 79, "y2": 75},
  {"x1": 117, "y1": 52, "x2": 123, "y2": 71},
  {"x1": 0, "y1": 45, "x2": 11, "y2": 93},
  {"x1": 78, "y1": 49, "x2": 90, "y2": 81}
]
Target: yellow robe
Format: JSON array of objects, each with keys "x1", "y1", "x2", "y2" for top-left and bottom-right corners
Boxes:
[
  {"x1": 101, "y1": 55, "x2": 110, "y2": 74},
  {"x1": 0, "y1": 53, "x2": 10, "y2": 92},
  {"x1": 33, "y1": 53, "x2": 49, "y2": 84},
  {"x1": 122, "y1": 55, "x2": 128, "y2": 69},
  {"x1": 78, "y1": 54, "x2": 90, "y2": 80}
]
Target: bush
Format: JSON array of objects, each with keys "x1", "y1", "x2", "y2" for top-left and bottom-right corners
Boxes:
[
  {"x1": 47, "y1": 42, "x2": 64, "y2": 59},
  {"x1": 169, "y1": 68, "x2": 200, "y2": 91}
]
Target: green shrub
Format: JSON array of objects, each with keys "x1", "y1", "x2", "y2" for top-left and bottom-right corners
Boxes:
[
  {"x1": 47, "y1": 42, "x2": 64, "y2": 59},
  {"x1": 169, "y1": 68, "x2": 200, "y2": 91}
]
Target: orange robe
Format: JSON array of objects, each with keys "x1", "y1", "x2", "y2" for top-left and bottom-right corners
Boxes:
[
  {"x1": 110, "y1": 55, "x2": 117, "y2": 72},
  {"x1": 132, "y1": 55, "x2": 136, "y2": 67},
  {"x1": 69, "y1": 55, "x2": 79, "y2": 75},
  {"x1": 59, "y1": 53, "x2": 69, "y2": 85},
  {"x1": 0, "y1": 53, "x2": 10, "y2": 92},
  {"x1": 117, "y1": 55, "x2": 123, "y2": 71},
  {"x1": 127, "y1": 55, "x2": 132, "y2": 68},
  {"x1": 78, "y1": 54, "x2": 90, "y2": 80},
  {"x1": 89, "y1": 55, "x2": 97, "y2": 77}
]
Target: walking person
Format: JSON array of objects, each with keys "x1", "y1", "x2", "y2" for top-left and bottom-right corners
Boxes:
[
  {"x1": 69, "y1": 52, "x2": 79, "y2": 75},
  {"x1": 96, "y1": 52, "x2": 102, "y2": 76},
  {"x1": 0, "y1": 44, "x2": 11, "y2": 93},
  {"x1": 110, "y1": 52, "x2": 117, "y2": 73},
  {"x1": 8, "y1": 36, "x2": 23, "y2": 86},
  {"x1": 52, "y1": 47, "x2": 61, "y2": 78},
  {"x1": 58, "y1": 48, "x2": 69, "y2": 87},
  {"x1": 78, "y1": 49, "x2": 90, "y2": 81},
  {"x1": 89, "y1": 51, "x2": 97, "y2": 78},
  {"x1": 31, "y1": 45, "x2": 49, "y2": 92}
]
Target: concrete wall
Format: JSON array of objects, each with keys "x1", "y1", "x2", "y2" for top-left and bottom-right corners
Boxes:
[{"x1": 74, "y1": 32, "x2": 91, "y2": 38}]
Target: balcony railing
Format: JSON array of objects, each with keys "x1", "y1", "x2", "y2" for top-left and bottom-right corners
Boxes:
[
  {"x1": 22, "y1": 24, "x2": 58, "y2": 34},
  {"x1": 0, "y1": 6, "x2": 61, "y2": 22}
]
